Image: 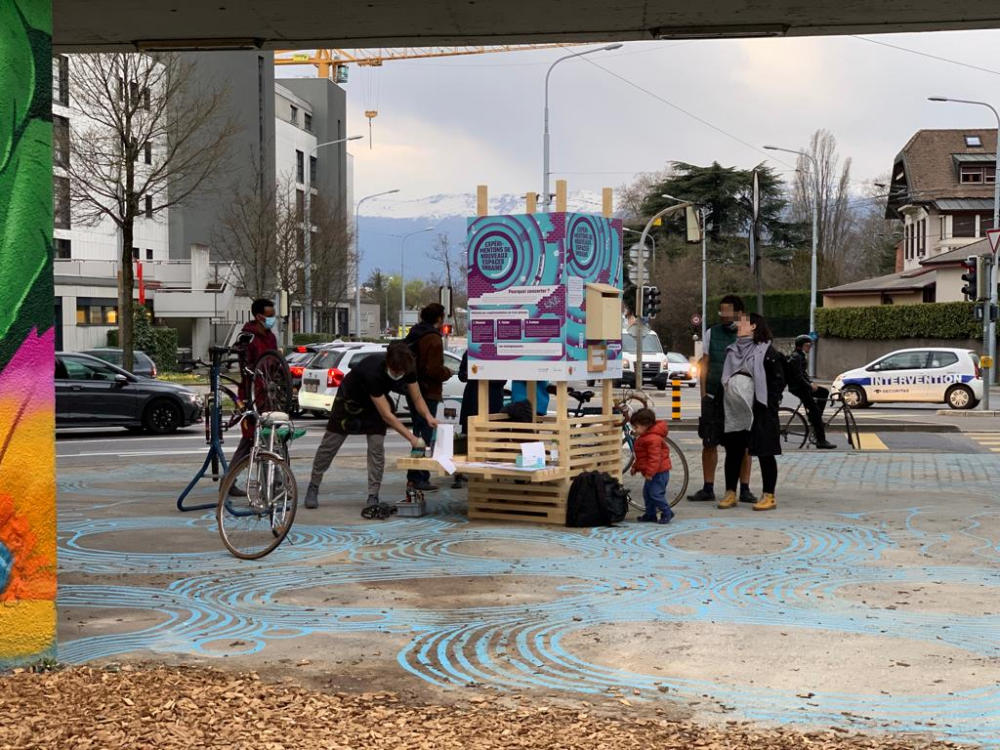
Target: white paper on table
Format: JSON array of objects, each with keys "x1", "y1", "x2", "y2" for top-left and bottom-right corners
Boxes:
[
  {"x1": 433, "y1": 424, "x2": 456, "y2": 474},
  {"x1": 520, "y1": 441, "x2": 546, "y2": 465}
]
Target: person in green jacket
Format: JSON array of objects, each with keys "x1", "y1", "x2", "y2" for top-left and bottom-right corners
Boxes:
[{"x1": 687, "y1": 294, "x2": 755, "y2": 504}]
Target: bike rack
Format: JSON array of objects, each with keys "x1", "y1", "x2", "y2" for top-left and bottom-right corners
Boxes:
[{"x1": 177, "y1": 347, "x2": 232, "y2": 512}]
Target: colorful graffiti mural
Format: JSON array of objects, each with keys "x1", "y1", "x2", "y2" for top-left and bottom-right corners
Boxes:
[{"x1": 0, "y1": 0, "x2": 56, "y2": 665}]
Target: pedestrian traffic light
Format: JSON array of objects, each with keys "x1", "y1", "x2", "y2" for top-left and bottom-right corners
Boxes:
[
  {"x1": 642, "y1": 285, "x2": 662, "y2": 319},
  {"x1": 962, "y1": 256, "x2": 979, "y2": 301}
]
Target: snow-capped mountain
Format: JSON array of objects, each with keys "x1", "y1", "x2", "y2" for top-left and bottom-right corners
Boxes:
[{"x1": 360, "y1": 190, "x2": 607, "y2": 221}]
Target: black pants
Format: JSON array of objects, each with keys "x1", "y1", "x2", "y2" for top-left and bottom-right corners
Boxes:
[
  {"x1": 722, "y1": 431, "x2": 778, "y2": 495},
  {"x1": 406, "y1": 397, "x2": 438, "y2": 484},
  {"x1": 795, "y1": 386, "x2": 829, "y2": 442}
]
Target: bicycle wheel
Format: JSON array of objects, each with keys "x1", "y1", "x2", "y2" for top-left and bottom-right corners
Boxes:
[
  {"x1": 665, "y1": 437, "x2": 688, "y2": 508},
  {"x1": 217, "y1": 451, "x2": 298, "y2": 560},
  {"x1": 839, "y1": 403, "x2": 860, "y2": 450},
  {"x1": 620, "y1": 431, "x2": 646, "y2": 513},
  {"x1": 778, "y1": 407, "x2": 809, "y2": 449},
  {"x1": 252, "y1": 350, "x2": 293, "y2": 415}
]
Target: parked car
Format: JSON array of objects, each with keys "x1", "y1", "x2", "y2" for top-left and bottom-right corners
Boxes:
[
  {"x1": 83, "y1": 348, "x2": 157, "y2": 378},
  {"x1": 286, "y1": 346, "x2": 319, "y2": 415},
  {"x1": 619, "y1": 329, "x2": 669, "y2": 387},
  {"x1": 831, "y1": 347, "x2": 983, "y2": 410},
  {"x1": 652, "y1": 352, "x2": 699, "y2": 389},
  {"x1": 56, "y1": 352, "x2": 202, "y2": 433}
]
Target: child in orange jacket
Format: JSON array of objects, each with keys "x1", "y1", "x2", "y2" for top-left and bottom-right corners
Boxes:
[{"x1": 629, "y1": 408, "x2": 673, "y2": 524}]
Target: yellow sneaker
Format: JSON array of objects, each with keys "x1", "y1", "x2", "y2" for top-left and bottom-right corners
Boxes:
[
  {"x1": 753, "y1": 493, "x2": 776, "y2": 511},
  {"x1": 717, "y1": 490, "x2": 738, "y2": 509}
]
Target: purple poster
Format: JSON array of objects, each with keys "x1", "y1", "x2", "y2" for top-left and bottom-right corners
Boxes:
[
  {"x1": 496, "y1": 319, "x2": 523, "y2": 340},
  {"x1": 524, "y1": 318, "x2": 560, "y2": 339},
  {"x1": 471, "y1": 320, "x2": 495, "y2": 344}
]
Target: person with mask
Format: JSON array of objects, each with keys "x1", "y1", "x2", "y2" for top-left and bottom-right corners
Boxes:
[
  {"x1": 687, "y1": 294, "x2": 755, "y2": 504},
  {"x1": 788, "y1": 335, "x2": 836, "y2": 449},
  {"x1": 226, "y1": 298, "x2": 280, "y2": 489},
  {"x1": 717, "y1": 313, "x2": 785, "y2": 512},
  {"x1": 303, "y1": 341, "x2": 438, "y2": 513}
]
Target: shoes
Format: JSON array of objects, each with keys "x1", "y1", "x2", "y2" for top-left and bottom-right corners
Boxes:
[
  {"x1": 739, "y1": 488, "x2": 758, "y2": 504},
  {"x1": 228, "y1": 485, "x2": 248, "y2": 498},
  {"x1": 815, "y1": 440, "x2": 837, "y2": 450},
  {"x1": 410, "y1": 480, "x2": 439, "y2": 492},
  {"x1": 451, "y1": 473, "x2": 467, "y2": 489},
  {"x1": 717, "y1": 490, "x2": 738, "y2": 510},
  {"x1": 658, "y1": 512, "x2": 673, "y2": 525},
  {"x1": 636, "y1": 514, "x2": 658, "y2": 522},
  {"x1": 753, "y1": 493, "x2": 777, "y2": 512},
  {"x1": 687, "y1": 488, "x2": 716, "y2": 502},
  {"x1": 304, "y1": 483, "x2": 320, "y2": 509},
  {"x1": 366, "y1": 494, "x2": 380, "y2": 506}
]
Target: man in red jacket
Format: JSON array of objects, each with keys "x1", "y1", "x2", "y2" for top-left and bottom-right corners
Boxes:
[{"x1": 629, "y1": 408, "x2": 673, "y2": 524}]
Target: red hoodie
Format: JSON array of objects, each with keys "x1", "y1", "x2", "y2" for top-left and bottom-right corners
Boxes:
[{"x1": 632, "y1": 420, "x2": 672, "y2": 477}]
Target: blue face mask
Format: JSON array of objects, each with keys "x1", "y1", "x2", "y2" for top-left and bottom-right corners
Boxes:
[{"x1": 263, "y1": 316, "x2": 277, "y2": 330}]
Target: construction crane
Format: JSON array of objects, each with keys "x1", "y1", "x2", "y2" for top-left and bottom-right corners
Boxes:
[{"x1": 275, "y1": 45, "x2": 583, "y2": 146}]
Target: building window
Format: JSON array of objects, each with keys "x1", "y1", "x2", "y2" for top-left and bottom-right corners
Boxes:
[
  {"x1": 54, "y1": 176, "x2": 70, "y2": 229},
  {"x1": 940, "y1": 215, "x2": 947, "y2": 240},
  {"x1": 960, "y1": 165, "x2": 996, "y2": 183},
  {"x1": 983, "y1": 214, "x2": 996, "y2": 235},
  {"x1": 309, "y1": 155, "x2": 318, "y2": 184},
  {"x1": 145, "y1": 195, "x2": 153, "y2": 218},
  {"x1": 296, "y1": 189, "x2": 305, "y2": 222},
  {"x1": 304, "y1": 112, "x2": 312, "y2": 132},
  {"x1": 131, "y1": 247, "x2": 140, "y2": 260},
  {"x1": 53, "y1": 115, "x2": 70, "y2": 167},
  {"x1": 142, "y1": 87, "x2": 150, "y2": 110},
  {"x1": 918, "y1": 219, "x2": 926, "y2": 257},
  {"x1": 144, "y1": 141, "x2": 152, "y2": 165},
  {"x1": 75, "y1": 302, "x2": 118, "y2": 326},
  {"x1": 966, "y1": 135, "x2": 983, "y2": 147},
  {"x1": 290, "y1": 105, "x2": 298, "y2": 125},
  {"x1": 296, "y1": 150, "x2": 304, "y2": 182},
  {"x1": 53, "y1": 55, "x2": 69, "y2": 105},
  {"x1": 146, "y1": 248, "x2": 154, "y2": 260},
  {"x1": 953, "y1": 214, "x2": 977, "y2": 237},
  {"x1": 55, "y1": 238, "x2": 71, "y2": 259}
]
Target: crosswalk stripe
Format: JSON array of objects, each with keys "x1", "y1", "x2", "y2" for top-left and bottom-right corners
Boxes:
[{"x1": 856, "y1": 433, "x2": 888, "y2": 451}]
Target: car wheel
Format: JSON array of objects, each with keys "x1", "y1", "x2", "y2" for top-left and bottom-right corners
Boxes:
[
  {"x1": 946, "y1": 384, "x2": 975, "y2": 410},
  {"x1": 841, "y1": 386, "x2": 868, "y2": 409},
  {"x1": 143, "y1": 399, "x2": 181, "y2": 434},
  {"x1": 655, "y1": 381, "x2": 666, "y2": 391}
]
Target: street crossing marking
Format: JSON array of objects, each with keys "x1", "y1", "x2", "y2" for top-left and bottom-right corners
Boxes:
[
  {"x1": 855, "y1": 433, "x2": 888, "y2": 451},
  {"x1": 964, "y1": 432, "x2": 1000, "y2": 453}
]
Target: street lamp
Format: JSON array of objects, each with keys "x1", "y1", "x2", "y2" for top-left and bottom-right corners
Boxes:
[
  {"x1": 929, "y1": 95, "x2": 1000, "y2": 409},
  {"x1": 400, "y1": 226, "x2": 435, "y2": 332},
  {"x1": 355, "y1": 189, "x2": 400, "y2": 338},
  {"x1": 765, "y1": 144, "x2": 819, "y2": 377},
  {"x1": 542, "y1": 43, "x2": 622, "y2": 212},
  {"x1": 302, "y1": 135, "x2": 363, "y2": 333},
  {"x1": 662, "y1": 193, "x2": 710, "y2": 340}
]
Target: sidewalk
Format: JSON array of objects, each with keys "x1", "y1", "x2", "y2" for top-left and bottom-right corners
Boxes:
[{"x1": 55, "y1": 450, "x2": 1000, "y2": 747}]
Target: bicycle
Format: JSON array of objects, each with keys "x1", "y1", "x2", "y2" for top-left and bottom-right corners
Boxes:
[
  {"x1": 216, "y1": 405, "x2": 299, "y2": 559},
  {"x1": 568, "y1": 386, "x2": 689, "y2": 511},
  {"x1": 778, "y1": 390, "x2": 860, "y2": 450}
]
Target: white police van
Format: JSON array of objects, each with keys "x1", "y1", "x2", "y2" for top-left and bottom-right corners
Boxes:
[{"x1": 831, "y1": 347, "x2": 982, "y2": 410}]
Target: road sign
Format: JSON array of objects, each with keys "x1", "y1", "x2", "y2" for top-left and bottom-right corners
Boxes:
[
  {"x1": 690, "y1": 313, "x2": 702, "y2": 327},
  {"x1": 988, "y1": 228, "x2": 1000, "y2": 254}
]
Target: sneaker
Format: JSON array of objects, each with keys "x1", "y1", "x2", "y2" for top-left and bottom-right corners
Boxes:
[
  {"x1": 410, "y1": 480, "x2": 439, "y2": 492},
  {"x1": 753, "y1": 493, "x2": 777, "y2": 512},
  {"x1": 304, "y1": 483, "x2": 320, "y2": 509},
  {"x1": 658, "y1": 512, "x2": 673, "y2": 525},
  {"x1": 717, "y1": 490, "x2": 738, "y2": 510},
  {"x1": 739, "y1": 488, "x2": 758, "y2": 504},
  {"x1": 687, "y1": 488, "x2": 716, "y2": 502},
  {"x1": 366, "y1": 494, "x2": 379, "y2": 507},
  {"x1": 636, "y1": 514, "x2": 658, "y2": 522},
  {"x1": 815, "y1": 440, "x2": 837, "y2": 450}
]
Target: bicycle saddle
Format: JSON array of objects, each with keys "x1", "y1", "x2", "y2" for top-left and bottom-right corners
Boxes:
[
  {"x1": 570, "y1": 389, "x2": 595, "y2": 403},
  {"x1": 260, "y1": 411, "x2": 291, "y2": 426}
]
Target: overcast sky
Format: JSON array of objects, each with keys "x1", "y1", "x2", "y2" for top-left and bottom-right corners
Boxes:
[{"x1": 279, "y1": 30, "x2": 1000, "y2": 204}]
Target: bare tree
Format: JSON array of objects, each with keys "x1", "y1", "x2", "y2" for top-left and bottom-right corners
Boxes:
[
  {"x1": 427, "y1": 233, "x2": 459, "y2": 294},
  {"x1": 213, "y1": 151, "x2": 278, "y2": 299},
  {"x1": 310, "y1": 195, "x2": 355, "y2": 333},
  {"x1": 67, "y1": 52, "x2": 237, "y2": 371},
  {"x1": 271, "y1": 173, "x2": 303, "y2": 320},
  {"x1": 617, "y1": 167, "x2": 672, "y2": 222},
  {"x1": 790, "y1": 129, "x2": 853, "y2": 286}
]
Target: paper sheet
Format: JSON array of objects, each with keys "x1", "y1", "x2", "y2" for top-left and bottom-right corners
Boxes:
[
  {"x1": 520, "y1": 441, "x2": 547, "y2": 466},
  {"x1": 433, "y1": 424, "x2": 456, "y2": 475}
]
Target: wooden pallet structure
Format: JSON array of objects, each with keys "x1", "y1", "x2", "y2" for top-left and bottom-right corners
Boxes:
[{"x1": 397, "y1": 181, "x2": 624, "y2": 525}]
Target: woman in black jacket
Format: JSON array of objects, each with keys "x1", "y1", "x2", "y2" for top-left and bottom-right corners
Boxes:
[{"x1": 717, "y1": 312, "x2": 785, "y2": 512}]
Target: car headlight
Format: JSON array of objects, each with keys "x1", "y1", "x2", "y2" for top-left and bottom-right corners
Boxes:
[
  {"x1": 660, "y1": 361, "x2": 669, "y2": 371},
  {"x1": 623, "y1": 360, "x2": 632, "y2": 370}
]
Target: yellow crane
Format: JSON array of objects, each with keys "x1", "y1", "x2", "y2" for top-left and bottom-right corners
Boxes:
[{"x1": 275, "y1": 45, "x2": 582, "y2": 145}]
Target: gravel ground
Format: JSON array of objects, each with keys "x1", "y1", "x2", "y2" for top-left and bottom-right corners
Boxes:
[{"x1": 0, "y1": 665, "x2": 971, "y2": 750}]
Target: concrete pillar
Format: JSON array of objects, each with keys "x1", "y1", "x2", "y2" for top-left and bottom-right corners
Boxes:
[
  {"x1": 0, "y1": 0, "x2": 57, "y2": 667},
  {"x1": 192, "y1": 318, "x2": 211, "y2": 361}
]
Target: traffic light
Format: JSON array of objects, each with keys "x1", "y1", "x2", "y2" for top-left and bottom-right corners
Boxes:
[
  {"x1": 961, "y1": 256, "x2": 979, "y2": 301},
  {"x1": 642, "y1": 285, "x2": 662, "y2": 319}
]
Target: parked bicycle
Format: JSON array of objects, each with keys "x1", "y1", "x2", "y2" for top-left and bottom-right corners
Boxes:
[
  {"x1": 569, "y1": 386, "x2": 689, "y2": 510},
  {"x1": 778, "y1": 391, "x2": 860, "y2": 450}
]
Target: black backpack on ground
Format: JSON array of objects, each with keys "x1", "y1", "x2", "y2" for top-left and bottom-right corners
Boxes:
[{"x1": 566, "y1": 471, "x2": 629, "y2": 527}]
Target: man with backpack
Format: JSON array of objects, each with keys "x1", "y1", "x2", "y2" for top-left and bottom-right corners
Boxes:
[
  {"x1": 403, "y1": 303, "x2": 453, "y2": 492},
  {"x1": 788, "y1": 335, "x2": 836, "y2": 449}
]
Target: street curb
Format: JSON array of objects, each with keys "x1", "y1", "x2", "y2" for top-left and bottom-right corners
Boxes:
[
  {"x1": 936, "y1": 409, "x2": 1000, "y2": 417},
  {"x1": 665, "y1": 421, "x2": 960, "y2": 434}
]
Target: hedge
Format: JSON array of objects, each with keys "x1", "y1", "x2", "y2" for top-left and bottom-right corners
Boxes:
[
  {"x1": 816, "y1": 302, "x2": 980, "y2": 340},
  {"x1": 107, "y1": 307, "x2": 179, "y2": 372}
]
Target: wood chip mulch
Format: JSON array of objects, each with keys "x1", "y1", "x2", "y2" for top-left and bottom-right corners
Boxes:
[{"x1": 0, "y1": 665, "x2": 970, "y2": 750}]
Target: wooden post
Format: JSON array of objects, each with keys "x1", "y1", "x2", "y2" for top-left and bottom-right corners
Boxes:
[
  {"x1": 476, "y1": 379, "x2": 489, "y2": 423},
  {"x1": 477, "y1": 185, "x2": 489, "y2": 217},
  {"x1": 555, "y1": 381, "x2": 568, "y2": 418},
  {"x1": 602, "y1": 377, "x2": 614, "y2": 417},
  {"x1": 602, "y1": 187, "x2": 613, "y2": 218},
  {"x1": 555, "y1": 180, "x2": 568, "y2": 212},
  {"x1": 526, "y1": 191, "x2": 538, "y2": 214},
  {"x1": 527, "y1": 379, "x2": 538, "y2": 423}
]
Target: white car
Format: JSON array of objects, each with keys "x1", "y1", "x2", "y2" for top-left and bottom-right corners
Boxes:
[
  {"x1": 832, "y1": 347, "x2": 983, "y2": 410},
  {"x1": 298, "y1": 343, "x2": 465, "y2": 420}
]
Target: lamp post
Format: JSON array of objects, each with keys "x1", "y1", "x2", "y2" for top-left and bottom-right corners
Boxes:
[
  {"x1": 400, "y1": 226, "x2": 434, "y2": 334},
  {"x1": 303, "y1": 135, "x2": 363, "y2": 333},
  {"x1": 354, "y1": 189, "x2": 400, "y2": 338},
  {"x1": 542, "y1": 43, "x2": 622, "y2": 212},
  {"x1": 661, "y1": 193, "x2": 710, "y2": 340},
  {"x1": 765, "y1": 144, "x2": 819, "y2": 377},
  {"x1": 929, "y1": 96, "x2": 1000, "y2": 409}
]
